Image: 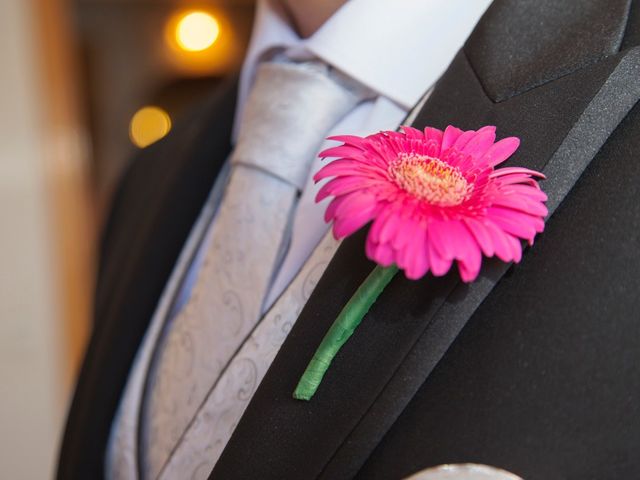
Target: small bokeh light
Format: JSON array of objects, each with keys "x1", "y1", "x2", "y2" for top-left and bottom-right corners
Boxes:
[
  {"x1": 175, "y1": 11, "x2": 220, "y2": 52},
  {"x1": 129, "y1": 106, "x2": 172, "y2": 148}
]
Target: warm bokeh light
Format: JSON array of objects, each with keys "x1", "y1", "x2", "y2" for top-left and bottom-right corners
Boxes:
[
  {"x1": 164, "y1": 8, "x2": 239, "y2": 76},
  {"x1": 175, "y1": 11, "x2": 220, "y2": 52},
  {"x1": 129, "y1": 106, "x2": 172, "y2": 148}
]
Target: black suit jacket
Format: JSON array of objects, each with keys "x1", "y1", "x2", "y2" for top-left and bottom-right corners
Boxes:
[{"x1": 58, "y1": 1, "x2": 640, "y2": 479}]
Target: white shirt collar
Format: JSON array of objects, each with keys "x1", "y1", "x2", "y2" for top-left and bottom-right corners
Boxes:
[{"x1": 235, "y1": 0, "x2": 492, "y2": 138}]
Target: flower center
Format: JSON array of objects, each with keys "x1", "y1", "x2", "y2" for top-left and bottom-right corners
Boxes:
[{"x1": 388, "y1": 153, "x2": 472, "y2": 206}]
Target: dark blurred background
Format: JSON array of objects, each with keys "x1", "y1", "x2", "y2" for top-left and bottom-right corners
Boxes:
[{"x1": 0, "y1": 1, "x2": 255, "y2": 477}]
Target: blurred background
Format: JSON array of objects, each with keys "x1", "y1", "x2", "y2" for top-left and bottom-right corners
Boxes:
[{"x1": 0, "y1": 0, "x2": 254, "y2": 477}]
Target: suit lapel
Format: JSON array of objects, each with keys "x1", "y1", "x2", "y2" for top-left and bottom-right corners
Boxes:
[
  {"x1": 211, "y1": 1, "x2": 637, "y2": 479},
  {"x1": 321, "y1": 45, "x2": 640, "y2": 480}
]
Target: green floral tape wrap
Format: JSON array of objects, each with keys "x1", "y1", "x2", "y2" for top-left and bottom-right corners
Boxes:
[{"x1": 293, "y1": 265, "x2": 399, "y2": 401}]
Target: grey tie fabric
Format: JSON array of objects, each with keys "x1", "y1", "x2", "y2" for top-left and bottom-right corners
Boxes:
[
  {"x1": 105, "y1": 161, "x2": 232, "y2": 480},
  {"x1": 157, "y1": 231, "x2": 340, "y2": 479},
  {"x1": 141, "y1": 61, "x2": 359, "y2": 478}
]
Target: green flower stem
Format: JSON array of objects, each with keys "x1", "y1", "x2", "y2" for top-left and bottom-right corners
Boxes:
[{"x1": 293, "y1": 264, "x2": 400, "y2": 401}]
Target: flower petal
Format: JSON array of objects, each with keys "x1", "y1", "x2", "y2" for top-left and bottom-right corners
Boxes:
[
  {"x1": 333, "y1": 196, "x2": 378, "y2": 238},
  {"x1": 401, "y1": 126, "x2": 425, "y2": 140},
  {"x1": 499, "y1": 183, "x2": 548, "y2": 201},
  {"x1": 487, "y1": 206, "x2": 539, "y2": 242},
  {"x1": 505, "y1": 233, "x2": 523, "y2": 263},
  {"x1": 390, "y1": 204, "x2": 418, "y2": 250},
  {"x1": 441, "y1": 125, "x2": 465, "y2": 153},
  {"x1": 424, "y1": 127, "x2": 443, "y2": 146},
  {"x1": 457, "y1": 241, "x2": 482, "y2": 282},
  {"x1": 463, "y1": 217, "x2": 495, "y2": 257},
  {"x1": 490, "y1": 166, "x2": 545, "y2": 179},
  {"x1": 484, "y1": 220, "x2": 516, "y2": 262},
  {"x1": 426, "y1": 219, "x2": 453, "y2": 260},
  {"x1": 324, "y1": 195, "x2": 348, "y2": 222},
  {"x1": 481, "y1": 137, "x2": 520, "y2": 167},
  {"x1": 378, "y1": 207, "x2": 402, "y2": 244},
  {"x1": 445, "y1": 220, "x2": 474, "y2": 260},
  {"x1": 326, "y1": 135, "x2": 368, "y2": 148},
  {"x1": 368, "y1": 207, "x2": 390, "y2": 244},
  {"x1": 319, "y1": 144, "x2": 365, "y2": 160},
  {"x1": 313, "y1": 159, "x2": 386, "y2": 183},
  {"x1": 316, "y1": 176, "x2": 386, "y2": 202},
  {"x1": 428, "y1": 237, "x2": 453, "y2": 276},
  {"x1": 491, "y1": 193, "x2": 549, "y2": 217},
  {"x1": 367, "y1": 240, "x2": 395, "y2": 267},
  {"x1": 404, "y1": 224, "x2": 429, "y2": 280},
  {"x1": 461, "y1": 128, "x2": 497, "y2": 159},
  {"x1": 452, "y1": 129, "x2": 478, "y2": 151}
]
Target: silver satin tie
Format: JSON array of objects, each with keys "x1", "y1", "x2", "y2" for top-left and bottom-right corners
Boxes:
[{"x1": 141, "y1": 61, "x2": 359, "y2": 478}]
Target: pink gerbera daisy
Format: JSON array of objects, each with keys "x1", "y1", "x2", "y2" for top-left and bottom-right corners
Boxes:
[{"x1": 315, "y1": 125, "x2": 548, "y2": 282}]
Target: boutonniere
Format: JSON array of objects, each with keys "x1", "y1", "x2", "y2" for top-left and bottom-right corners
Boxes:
[{"x1": 293, "y1": 125, "x2": 548, "y2": 400}]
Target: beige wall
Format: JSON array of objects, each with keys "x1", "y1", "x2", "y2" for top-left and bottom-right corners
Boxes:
[{"x1": 0, "y1": 0, "x2": 91, "y2": 478}]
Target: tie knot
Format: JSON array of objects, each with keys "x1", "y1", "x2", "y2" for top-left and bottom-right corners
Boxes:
[{"x1": 232, "y1": 61, "x2": 360, "y2": 189}]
